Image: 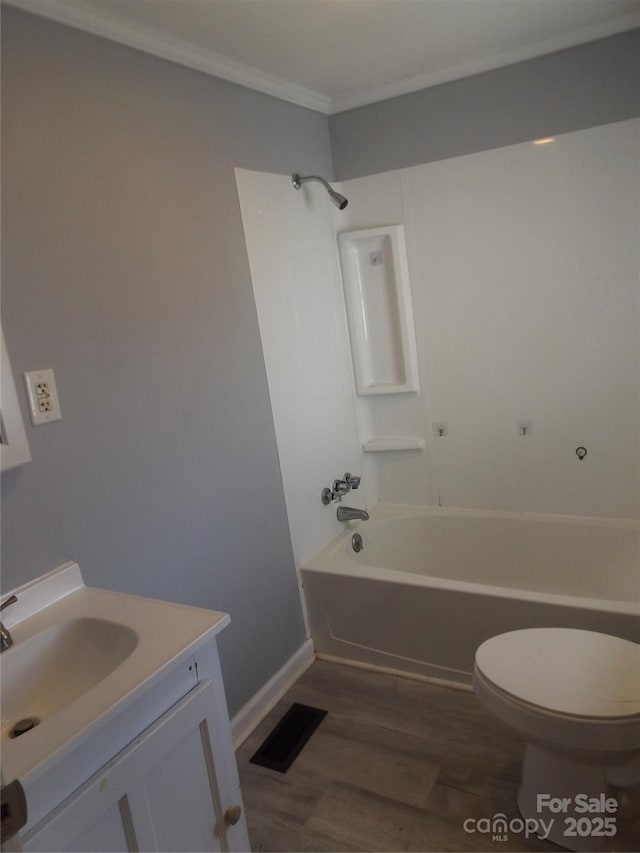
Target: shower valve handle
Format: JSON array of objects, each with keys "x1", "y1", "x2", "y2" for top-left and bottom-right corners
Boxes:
[
  {"x1": 321, "y1": 475, "x2": 361, "y2": 506},
  {"x1": 332, "y1": 479, "x2": 350, "y2": 497},
  {"x1": 344, "y1": 473, "x2": 361, "y2": 490}
]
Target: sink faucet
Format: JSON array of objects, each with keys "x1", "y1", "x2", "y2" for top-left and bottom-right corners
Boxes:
[
  {"x1": 336, "y1": 506, "x2": 369, "y2": 522},
  {"x1": 1, "y1": 595, "x2": 18, "y2": 651}
]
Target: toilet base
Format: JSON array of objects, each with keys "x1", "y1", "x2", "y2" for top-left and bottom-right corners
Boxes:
[{"x1": 518, "y1": 743, "x2": 619, "y2": 852}]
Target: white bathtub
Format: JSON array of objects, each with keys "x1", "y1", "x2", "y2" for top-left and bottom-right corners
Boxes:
[{"x1": 301, "y1": 504, "x2": 640, "y2": 686}]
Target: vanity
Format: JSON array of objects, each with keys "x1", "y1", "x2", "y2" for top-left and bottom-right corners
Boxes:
[{"x1": 1, "y1": 563, "x2": 250, "y2": 852}]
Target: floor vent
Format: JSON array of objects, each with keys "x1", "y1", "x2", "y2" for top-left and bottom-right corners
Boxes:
[{"x1": 249, "y1": 702, "x2": 327, "y2": 773}]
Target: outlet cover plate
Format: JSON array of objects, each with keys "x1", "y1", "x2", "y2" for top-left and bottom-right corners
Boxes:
[{"x1": 23, "y1": 369, "x2": 62, "y2": 425}]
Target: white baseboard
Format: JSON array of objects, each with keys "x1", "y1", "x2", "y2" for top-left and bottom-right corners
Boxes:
[{"x1": 231, "y1": 638, "x2": 315, "y2": 748}]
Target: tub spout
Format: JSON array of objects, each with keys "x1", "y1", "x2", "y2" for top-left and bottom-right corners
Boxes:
[{"x1": 336, "y1": 506, "x2": 369, "y2": 522}]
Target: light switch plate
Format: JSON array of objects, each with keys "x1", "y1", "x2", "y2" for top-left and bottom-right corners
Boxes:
[{"x1": 23, "y1": 369, "x2": 62, "y2": 425}]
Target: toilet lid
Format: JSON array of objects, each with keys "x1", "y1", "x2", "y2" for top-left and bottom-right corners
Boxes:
[{"x1": 475, "y1": 628, "x2": 640, "y2": 719}]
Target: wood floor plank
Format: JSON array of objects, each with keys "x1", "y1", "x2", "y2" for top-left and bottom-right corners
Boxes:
[
  {"x1": 239, "y1": 763, "x2": 330, "y2": 827},
  {"x1": 306, "y1": 781, "x2": 508, "y2": 853},
  {"x1": 437, "y1": 759, "x2": 523, "y2": 796},
  {"x1": 246, "y1": 807, "x2": 362, "y2": 853},
  {"x1": 291, "y1": 722, "x2": 441, "y2": 809}
]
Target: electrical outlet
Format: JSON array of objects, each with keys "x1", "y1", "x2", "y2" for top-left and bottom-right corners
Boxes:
[{"x1": 23, "y1": 369, "x2": 62, "y2": 425}]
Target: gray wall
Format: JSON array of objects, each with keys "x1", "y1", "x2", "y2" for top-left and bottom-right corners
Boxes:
[
  {"x1": 1, "y1": 6, "x2": 332, "y2": 715},
  {"x1": 330, "y1": 29, "x2": 640, "y2": 179}
]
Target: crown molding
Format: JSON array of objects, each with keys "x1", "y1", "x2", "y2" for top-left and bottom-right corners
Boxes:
[
  {"x1": 3, "y1": 0, "x2": 332, "y2": 114},
  {"x1": 5, "y1": 0, "x2": 638, "y2": 117},
  {"x1": 329, "y1": 11, "x2": 640, "y2": 114}
]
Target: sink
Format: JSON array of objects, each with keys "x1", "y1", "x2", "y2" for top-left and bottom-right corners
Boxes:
[
  {"x1": 1, "y1": 617, "x2": 138, "y2": 737},
  {"x1": 0, "y1": 561, "x2": 230, "y2": 809}
]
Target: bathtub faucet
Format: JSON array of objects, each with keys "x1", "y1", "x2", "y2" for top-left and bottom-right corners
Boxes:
[
  {"x1": 321, "y1": 473, "x2": 362, "y2": 505},
  {"x1": 336, "y1": 506, "x2": 369, "y2": 522}
]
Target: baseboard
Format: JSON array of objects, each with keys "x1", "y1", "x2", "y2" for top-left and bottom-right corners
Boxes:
[{"x1": 231, "y1": 638, "x2": 315, "y2": 748}]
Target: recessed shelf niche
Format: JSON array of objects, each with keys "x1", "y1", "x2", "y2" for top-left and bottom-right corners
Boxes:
[{"x1": 338, "y1": 225, "x2": 419, "y2": 396}]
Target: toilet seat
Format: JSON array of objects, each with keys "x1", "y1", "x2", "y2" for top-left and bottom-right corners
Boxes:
[
  {"x1": 475, "y1": 628, "x2": 640, "y2": 720},
  {"x1": 473, "y1": 628, "x2": 640, "y2": 753}
]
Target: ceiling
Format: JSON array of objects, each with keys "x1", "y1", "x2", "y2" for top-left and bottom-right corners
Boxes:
[{"x1": 6, "y1": 0, "x2": 640, "y2": 113}]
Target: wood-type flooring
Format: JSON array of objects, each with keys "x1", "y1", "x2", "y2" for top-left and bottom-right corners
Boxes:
[{"x1": 237, "y1": 660, "x2": 639, "y2": 852}]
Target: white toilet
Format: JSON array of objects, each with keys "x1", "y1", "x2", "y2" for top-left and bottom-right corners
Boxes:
[{"x1": 473, "y1": 628, "x2": 640, "y2": 851}]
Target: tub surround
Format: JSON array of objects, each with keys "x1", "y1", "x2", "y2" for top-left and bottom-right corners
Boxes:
[
  {"x1": 238, "y1": 121, "x2": 639, "y2": 602},
  {"x1": 235, "y1": 167, "x2": 364, "y2": 571},
  {"x1": 334, "y1": 119, "x2": 639, "y2": 519}
]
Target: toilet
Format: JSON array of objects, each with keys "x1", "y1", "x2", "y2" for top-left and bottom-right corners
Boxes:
[{"x1": 473, "y1": 628, "x2": 640, "y2": 851}]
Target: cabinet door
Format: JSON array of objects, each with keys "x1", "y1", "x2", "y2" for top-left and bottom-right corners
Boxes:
[{"x1": 23, "y1": 681, "x2": 246, "y2": 853}]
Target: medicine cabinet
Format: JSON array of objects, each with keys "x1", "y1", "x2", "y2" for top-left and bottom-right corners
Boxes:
[{"x1": 1, "y1": 328, "x2": 31, "y2": 471}]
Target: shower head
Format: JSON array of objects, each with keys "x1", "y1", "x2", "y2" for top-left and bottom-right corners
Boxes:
[
  {"x1": 292, "y1": 173, "x2": 348, "y2": 210},
  {"x1": 328, "y1": 187, "x2": 349, "y2": 210}
]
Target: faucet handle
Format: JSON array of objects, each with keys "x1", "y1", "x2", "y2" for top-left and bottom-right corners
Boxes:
[
  {"x1": 332, "y1": 479, "x2": 350, "y2": 497},
  {"x1": 0, "y1": 595, "x2": 17, "y2": 612},
  {"x1": 344, "y1": 473, "x2": 361, "y2": 490}
]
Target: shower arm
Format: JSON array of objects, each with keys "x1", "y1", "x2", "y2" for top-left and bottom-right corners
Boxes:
[
  {"x1": 292, "y1": 173, "x2": 332, "y2": 192},
  {"x1": 291, "y1": 173, "x2": 348, "y2": 210}
]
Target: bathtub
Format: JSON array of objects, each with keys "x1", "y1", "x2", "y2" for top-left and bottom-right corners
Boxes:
[{"x1": 301, "y1": 504, "x2": 640, "y2": 687}]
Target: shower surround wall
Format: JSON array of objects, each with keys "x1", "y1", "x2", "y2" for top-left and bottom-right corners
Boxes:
[
  {"x1": 238, "y1": 119, "x2": 639, "y2": 574},
  {"x1": 335, "y1": 119, "x2": 639, "y2": 520},
  {"x1": 235, "y1": 170, "x2": 365, "y2": 570}
]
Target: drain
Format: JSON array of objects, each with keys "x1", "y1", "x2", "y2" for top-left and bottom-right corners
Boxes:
[{"x1": 9, "y1": 718, "x2": 40, "y2": 738}]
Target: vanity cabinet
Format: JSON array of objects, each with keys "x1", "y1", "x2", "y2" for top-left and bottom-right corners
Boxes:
[{"x1": 21, "y1": 679, "x2": 247, "y2": 853}]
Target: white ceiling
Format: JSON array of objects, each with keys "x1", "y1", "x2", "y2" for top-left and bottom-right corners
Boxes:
[{"x1": 7, "y1": 0, "x2": 640, "y2": 113}]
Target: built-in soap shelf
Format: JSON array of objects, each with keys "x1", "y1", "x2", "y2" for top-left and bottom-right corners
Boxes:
[
  {"x1": 338, "y1": 225, "x2": 419, "y2": 396},
  {"x1": 362, "y1": 437, "x2": 425, "y2": 452}
]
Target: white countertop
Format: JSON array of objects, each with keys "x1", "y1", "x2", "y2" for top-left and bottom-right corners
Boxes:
[{"x1": 1, "y1": 563, "x2": 230, "y2": 784}]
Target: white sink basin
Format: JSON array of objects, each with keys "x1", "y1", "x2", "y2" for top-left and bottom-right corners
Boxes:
[
  {"x1": 1, "y1": 562, "x2": 230, "y2": 794},
  {"x1": 1, "y1": 617, "x2": 138, "y2": 737}
]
